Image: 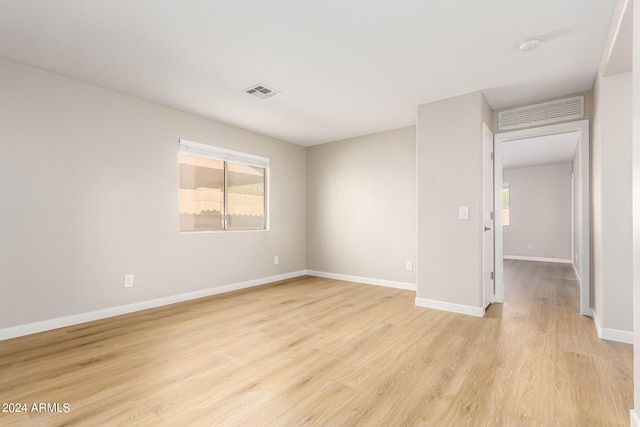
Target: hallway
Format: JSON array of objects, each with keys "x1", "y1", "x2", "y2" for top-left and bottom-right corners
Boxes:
[{"x1": 491, "y1": 259, "x2": 633, "y2": 424}]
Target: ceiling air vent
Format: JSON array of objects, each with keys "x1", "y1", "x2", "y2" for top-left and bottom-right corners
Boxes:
[
  {"x1": 499, "y1": 96, "x2": 584, "y2": 130},
  {"x1": 244, "y1": 84, "x2": 279, "y2": 99}
]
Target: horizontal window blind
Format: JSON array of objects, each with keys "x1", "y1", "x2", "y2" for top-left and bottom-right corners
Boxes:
[{"x1": 179, "y1": 139, "x2": 269, "y2": 169}]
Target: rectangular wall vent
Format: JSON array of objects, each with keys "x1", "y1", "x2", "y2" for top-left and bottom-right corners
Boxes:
[
  {"x1": 498, "y1": 96, "x2": 584, "y2": 130},
  {"x1": 245, "y1": 84, "x2": 279, "y2": 99}
]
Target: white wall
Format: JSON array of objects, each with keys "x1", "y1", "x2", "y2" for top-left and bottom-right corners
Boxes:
[
  {"x1": 416, "y1": 91, "x2": 491, "y2": 314},
  {"x1": 0, "y1": 58, "x2": 307, "y2": 331},
  {"x1": 503, "y1": 163, "x2": 572, "y2": 261},
  {"x1": 591, "y1": 71, "x2": 633, "y2": 334},
  {"x1": 306, "y1": 127, "x2": 416, "y2": 286}
]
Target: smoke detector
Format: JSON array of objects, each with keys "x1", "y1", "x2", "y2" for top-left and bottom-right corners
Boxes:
[
  {"x1": 244, "y1": 84, "x2": 279, "y2": 99},
  {"x1": 518, "y1": 37, "x2": 541, "y2": 52}
]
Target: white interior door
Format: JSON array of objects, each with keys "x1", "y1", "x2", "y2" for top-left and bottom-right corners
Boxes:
[
  {"x1": 494, "y1": 130, "x2": 504, "y2": 303},
  {"x1": 482, "y1": 123, "x2": 494, "y2": 310}
]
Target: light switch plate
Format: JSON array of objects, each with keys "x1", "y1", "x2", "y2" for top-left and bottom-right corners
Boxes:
[
  {"x1": 459, "y1": 206, "x2": 469, "y2": 220},
  {"x1": 124, "y1": 274, "x2": 134, "y2": 288}
]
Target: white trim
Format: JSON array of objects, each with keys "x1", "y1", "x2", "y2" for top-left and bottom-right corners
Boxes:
[
  {"x1": 305, "y1": 270, "x2": 416, "y2": 291},
  {"x1": 0, "y1": 271, "x2": 306, "y2": 341},
  {"x1": 494, "y1": 127, "x2": 504, "y2": 303},
  {"x1": 415, "y1": 297, "x2": 484, "y2": 317},
  {"x1": 572, "y1": 263, "x2": 581, "y2": 284},
  {"x1": 591, "y1": 308, "x2": 633, "y2": 344},
  {"x1": 504, "y1": 255, "x2": 572, "y2": 264},
  {"x1": 631, "y1": 409, "x2": 640, "y2": 427},
  {"x1": 570, "y1": 171, "x2": 575, "y2": 269}
]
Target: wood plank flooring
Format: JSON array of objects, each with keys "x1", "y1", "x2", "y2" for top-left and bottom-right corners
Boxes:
[{"x1": 0, "y1": 260, "x2": 633, "y2": 426}]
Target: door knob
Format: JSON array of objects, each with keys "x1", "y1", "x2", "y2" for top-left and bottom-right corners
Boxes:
[{"x1": 484, "y1": 226, "x2": 492, "y2": 231}]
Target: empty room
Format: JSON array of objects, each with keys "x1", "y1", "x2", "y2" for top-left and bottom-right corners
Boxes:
[{"x1": 1, "y1": 0, "x2": 639, "y2": 426}]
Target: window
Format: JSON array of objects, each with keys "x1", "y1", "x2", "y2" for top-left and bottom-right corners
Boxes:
[
  {"x1": 502, "y1": 182, "x2": 510, "y2": 227},
  {"x1": 179, "y1": 139, "x2": 268, "y2": 232}
]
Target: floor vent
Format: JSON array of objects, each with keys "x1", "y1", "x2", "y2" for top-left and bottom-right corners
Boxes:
[
  {"x1": 245, "y1": 84, "x2": 279, "y2": 99},
  {"x1": 498, "y1": 96, "x2": 584, "y2": 130}
]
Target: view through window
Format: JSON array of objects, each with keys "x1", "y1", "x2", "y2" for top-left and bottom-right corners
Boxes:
[
  {"x1": 502, "y1": 182, "x2": 510, "y2": 227},
  {"x1": 179, "y1": 140, "x2": 268, "y2": 232}
]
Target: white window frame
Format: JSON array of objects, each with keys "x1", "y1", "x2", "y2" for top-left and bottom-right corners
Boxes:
[{"x1": 179, "y1": 139, "x2": 270, "y2": 232}]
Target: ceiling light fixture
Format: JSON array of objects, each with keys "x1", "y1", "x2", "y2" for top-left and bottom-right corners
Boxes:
[{"x1": 518, "y1": 37, "x2": 541, "y2": 52}]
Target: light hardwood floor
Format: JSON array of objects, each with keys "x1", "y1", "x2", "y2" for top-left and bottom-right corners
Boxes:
[{"x1": 0, "y1": 260, "x2": 633, "y2": 426}]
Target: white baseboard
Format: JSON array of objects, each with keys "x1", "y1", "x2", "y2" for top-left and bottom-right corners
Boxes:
[
  {"x1": 631, "y1": 409, "x2": 640, "y2": 427},
  {"x1": 0, "y1": 270, "x2": 307, "y2": 341},
  {"x1": 591, "y1": 308, "x2": 634, "y2": 344},
  {"x1": 504, "y1": 255, "x2": 572, "y2": 264},
  {"x1": 415, "y1": 297, "x2": 484, "y2": 317},
  {"x1": 305, "y1": 270, "x2": 416, "y2": 291}
]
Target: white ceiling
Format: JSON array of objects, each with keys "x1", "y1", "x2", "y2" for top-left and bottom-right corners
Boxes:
[
  {"x1": 502, "y1": 131, "x2": 579, "y2": 169},
  {"x1": 0, "y1": 1, "x2": 617, "y2": 146}
]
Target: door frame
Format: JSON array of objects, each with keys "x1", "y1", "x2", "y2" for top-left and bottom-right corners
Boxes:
[
  {"x1": 482, "y1": 123, "x2": 494, "y2": 311},
  {"x1": 493, "y1": 120, "x2": 590, "y2": 316}
]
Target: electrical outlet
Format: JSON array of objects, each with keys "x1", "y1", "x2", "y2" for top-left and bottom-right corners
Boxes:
[
  {"x1": 528, "y1": 243, "x2": 533, "y2": 250},
  {"x1": 274, "y1": 255, "x2": 279, "y2": 265},
  {"x1": 405, "y1": 261, "x2": 413, "y2": 272},
  {"x1": 124, "y1": 274, "x2": 134, "y2": 288}
]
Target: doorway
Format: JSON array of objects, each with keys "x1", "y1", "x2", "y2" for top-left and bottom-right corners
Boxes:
[{"x1": 493, "y1": 120, "x2": 590, "y2": 316}]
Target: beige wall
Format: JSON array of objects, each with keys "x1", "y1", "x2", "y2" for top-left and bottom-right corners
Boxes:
[
  {"x1": 0, "y1": 58, "x2": 307, "y2": 329},
  {"x1": 592, "y1": 76, "x2": 605, "y2": 320},
  {"x1": 306, "y1": 127, "x2": 417, "y2": 284},
  {"x1": 503, "y1": 164, "x2": 572, "y2": 260},
  {"x1": 417, "y1": 91, "x2": 490, "y2": 310},
  {"x1": 591, "y1": 71, "x2": 633, "y2": 333}
]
